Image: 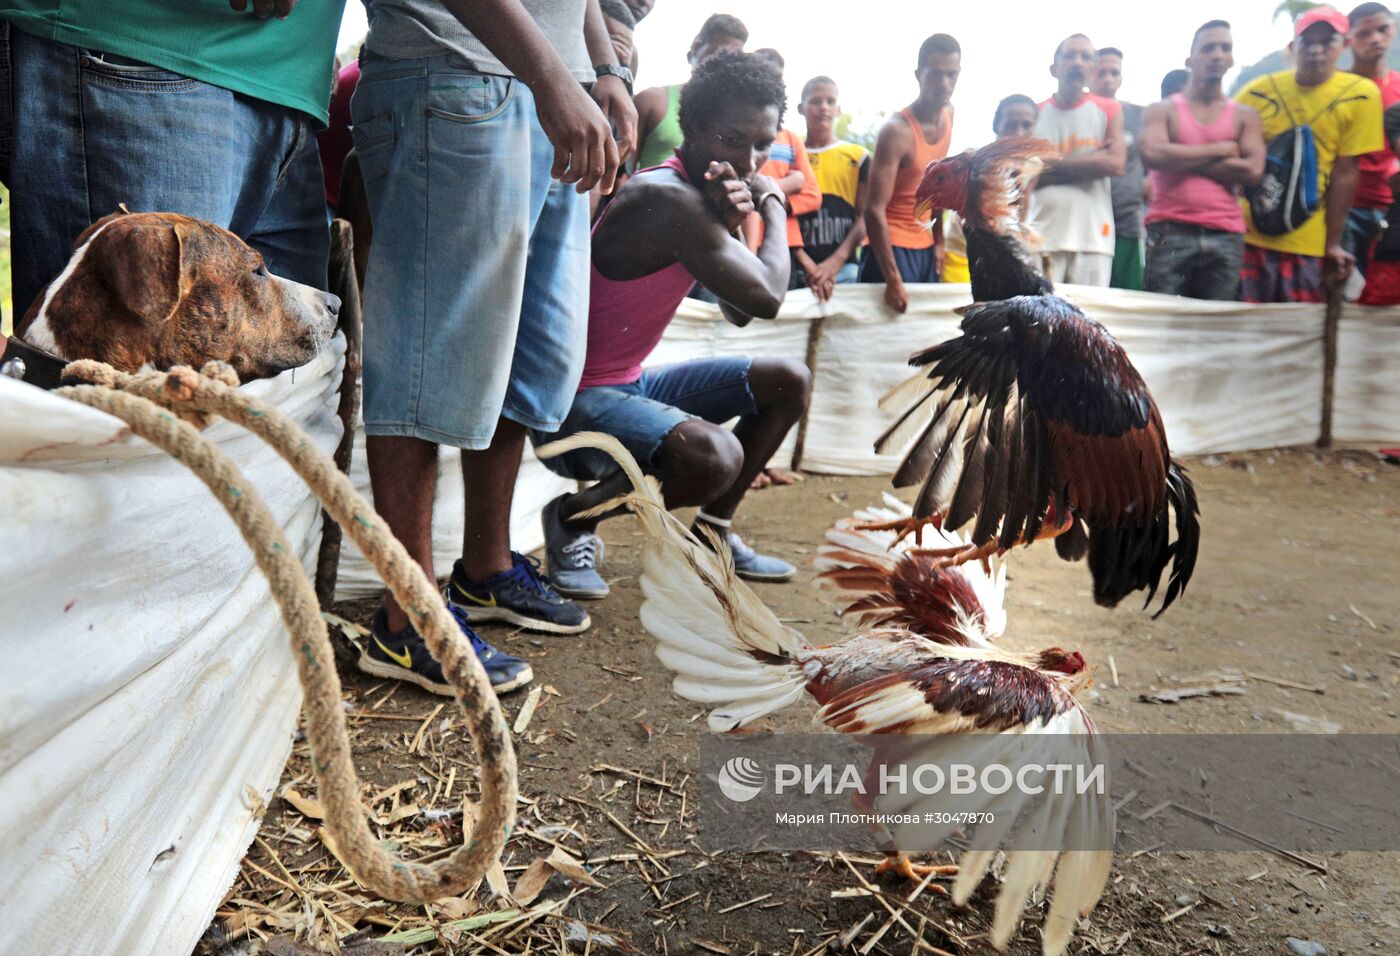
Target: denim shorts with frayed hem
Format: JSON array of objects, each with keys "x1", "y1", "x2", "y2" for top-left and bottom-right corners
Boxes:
[
  {"x1": 533, "y1": 356, "x2": 758, "y2": 482},
  {"x1": 352, "y1": 51, "x2": 588, "y2": 449}
]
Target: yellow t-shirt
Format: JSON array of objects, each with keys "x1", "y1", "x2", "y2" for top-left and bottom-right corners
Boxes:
[{"x1": 1236, "y1": 70, "x2": 1384, "y2": 256}]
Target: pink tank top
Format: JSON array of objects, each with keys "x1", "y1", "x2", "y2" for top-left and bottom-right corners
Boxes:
[
  {"x1": 577, "y1": 155, "x2": 698, "y2": 390},
  {"x1": 1145, "y1": 95, "x2": 1244, "y2": 234}
]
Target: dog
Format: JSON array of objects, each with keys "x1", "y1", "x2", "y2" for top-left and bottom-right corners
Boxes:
[{"x1": 1, "y1": 209, "x2": 339, "y2": 389}]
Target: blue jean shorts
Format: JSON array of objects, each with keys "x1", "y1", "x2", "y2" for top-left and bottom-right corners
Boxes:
[
  {"x1": 535, "y1": 357, "x2": 758, "y2": 481},
  {"x1": 352, "y1": 51, "x2": 588, "y2": 448},
  {"x1": 0, "y1": 24, "x2": 328, "y2": 319}
]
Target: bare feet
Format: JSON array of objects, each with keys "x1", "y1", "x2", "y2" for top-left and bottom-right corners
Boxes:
[{"x1": 749, "y1": 467, "x2": 797, "y2": 490}]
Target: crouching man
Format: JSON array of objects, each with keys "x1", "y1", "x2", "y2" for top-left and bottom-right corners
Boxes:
[{"x1": 533, "y1": 49, "x2": 811, "y2": 598}]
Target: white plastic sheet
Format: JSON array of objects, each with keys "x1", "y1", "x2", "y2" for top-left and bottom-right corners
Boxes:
[
  {"x1": 0, "y1": 340, "x2": 344, "y2": 956},
  {"x1": 656, "y1": 283, "x2": 1393, "y2": 472}
]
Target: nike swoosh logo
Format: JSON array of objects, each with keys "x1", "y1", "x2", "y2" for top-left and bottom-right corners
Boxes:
[
  {"x1": 452, "y1": 582, "x2": 496, "y2": 607},
  {"x1": 373, "y1": 634, "x2": 414, "y2": 668}
]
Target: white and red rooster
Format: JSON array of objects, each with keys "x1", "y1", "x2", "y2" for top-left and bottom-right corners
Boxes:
[{"x1": 537, "y1": 433, "x2": 1113, "y2": 956}]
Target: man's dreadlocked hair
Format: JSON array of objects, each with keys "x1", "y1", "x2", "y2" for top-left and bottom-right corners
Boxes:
[{"x1": 679, "y1": 49, "x2": 786, "y2": 140}]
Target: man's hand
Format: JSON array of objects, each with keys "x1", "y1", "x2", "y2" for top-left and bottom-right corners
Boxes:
[
  {"x1": 806, "y1": 257, "x2": 841, "y2": 302},
  {"x1": 228, "y1": 0, "x2": 295, "y2": 18},
  {"x1": 884, "y1": 277, "x2": 909, "y2": 313},
  {"x1": 705, "y1": 162, "x2": 756, "y2": 232},
  {"x1": 1325, "y1": 242, "x2": 1355, "y2": 288},
  {"x1": 533, "y1": 76, "x2": 621, "y2": 194},
  {"x1": 591, "y1": 74, "x2": 637, "y2": 167}
]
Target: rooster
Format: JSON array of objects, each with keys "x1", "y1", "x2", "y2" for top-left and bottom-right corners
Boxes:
[
  {"x1": 536, "y1": 433, "x2": 1114, "y2": 956},
  {"x1": 871, "y1": 138, "x2": 1200, "y2": 617}
]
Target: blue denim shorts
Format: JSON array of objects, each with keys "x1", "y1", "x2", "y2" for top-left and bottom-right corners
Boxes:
[
  {"x1": 535, "y1": 357, "x2": 758, "y2": 481},
  {"x1": 352, "y1": 51, "x2": 588, "y2": 448}
]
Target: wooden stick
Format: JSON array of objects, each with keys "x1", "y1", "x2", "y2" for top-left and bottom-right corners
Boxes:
[
  {"x1": 1169, "y1": 802, "x2": 1329, "y2": 873},
  {"x1": 789, "y1": 315, "x2": 827, "y2": 471},
  {"x1": 1245, "y1": 672, "x2": 1325, "y2": 694},
  {"x1": 314, "y1": 218, "x2": 363, "y2": 608},
  {"x1": 1319, "y1": 284, "x2": 1341, "y2": 450}
]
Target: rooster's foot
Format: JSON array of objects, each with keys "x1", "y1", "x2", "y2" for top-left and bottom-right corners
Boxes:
[
  {"x1": 850, "y1": 515, "x2": 942, "y2": 546},
  {"x1": 874, "y1": 853, "x2": 957, "y2": 887},
  {"x1": 910, "y1": 538, "x2": 999, "y2": 570}
]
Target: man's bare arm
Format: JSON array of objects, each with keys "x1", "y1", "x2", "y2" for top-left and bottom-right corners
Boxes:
[
  {"x1": 1039, "y1": 108, "x2": 1126, "y2": 184},
  {"x1": 583, "y1": 0, "x2": 636, "y2": 163},
  {"x1": 1324, "y1": 154, "x2": 1360, "y2": 285},
  {"x1": 1139, "y1": 101, "x2": 1238, "y2": 171},
  {"x1": 863, "y1": 119, "x2": 913, "y2": 310},
  {"x1": 633, "y1": 86, "x2": 667, "y2": 162},
  {"x1": 676, "y1": 172, "x2": 791, "y2": 321},
  {"x1": 1198, "y1": 104, "x2": 1265, "y2": 187}
]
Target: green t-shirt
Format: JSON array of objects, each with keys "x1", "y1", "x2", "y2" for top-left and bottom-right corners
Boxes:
[{"x1": 0, "y1": 0, "x2": 345, "y2": 124}]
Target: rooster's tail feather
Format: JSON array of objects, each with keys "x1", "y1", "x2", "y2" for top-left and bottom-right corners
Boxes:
[{"x1": 536, "y1": 432, "x2": 808, "y2": 730}]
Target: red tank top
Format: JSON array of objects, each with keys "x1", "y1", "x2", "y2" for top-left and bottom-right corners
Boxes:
[
  {"x1": 578, "y1": 155, "x2": 699, "y2": 390},
  {"x1": 1145, "y1": 95, "x2": 1244, "y2": 234},
  {"x1": 886, "y1": 107, "x2": 952, "y2": 249}
]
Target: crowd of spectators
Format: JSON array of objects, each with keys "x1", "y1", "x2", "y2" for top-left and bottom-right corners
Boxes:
[{"x1": 2, "y1": 1, "x2": 1397, "y2": 699}]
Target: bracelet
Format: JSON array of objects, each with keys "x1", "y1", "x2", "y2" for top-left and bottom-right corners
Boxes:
[{"x1": 757, "y1": 190, "x2": 786, "y2": 213}]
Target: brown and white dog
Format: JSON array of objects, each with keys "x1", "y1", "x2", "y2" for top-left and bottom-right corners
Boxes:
[{"x1": 1, "y1": 209, "x2": 339, "y2": 389}]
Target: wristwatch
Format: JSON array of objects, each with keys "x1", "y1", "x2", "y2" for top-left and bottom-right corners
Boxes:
[{"x1": 594, "y1": 63, "x2": 634, "y2": 95}]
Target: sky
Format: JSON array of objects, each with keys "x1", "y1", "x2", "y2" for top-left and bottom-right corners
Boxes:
[{"x1": 338, "y1": 1, "x2": 1305, "y2": 153}]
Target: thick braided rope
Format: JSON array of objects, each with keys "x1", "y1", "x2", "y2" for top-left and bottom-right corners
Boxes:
[{"x1": 56, "y1": 362, "x2": 517, "y2": 903}]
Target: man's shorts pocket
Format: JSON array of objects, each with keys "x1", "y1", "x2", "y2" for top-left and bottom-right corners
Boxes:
[
  {"x1": 79, "y1": 50, "x2": 200, "y2": 92},
  {"x1": 424, "y1": 73, "x2": 514, "y2": 126}
]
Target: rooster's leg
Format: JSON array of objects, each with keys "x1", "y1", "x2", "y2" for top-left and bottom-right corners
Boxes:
[
  {"x1": 909, "y1": 538, "x2": 1003, "y2": 571},
  {"x1": 873, "y1": 853, "x2": 958, "y2": 885},
  {"x1": 849, "y1": 513, "x2": 943, "y2": 546},
  {"x1": 855, "y1": 761, "x2": 955, "y2": 889}
]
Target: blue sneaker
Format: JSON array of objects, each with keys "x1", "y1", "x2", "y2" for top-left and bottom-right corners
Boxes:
[
  {"x1": 447, "y1": 552, "x2": 591, "y2": 635},
  {"x1": 725, "y1": 531, "x2": 796, "y2": 582},
  {"x1": 542, "y1": 494, "x2": 609, "y2": 599},
  {"x1": 358, "y1": 605, "x2": 533, "y2": 695}
]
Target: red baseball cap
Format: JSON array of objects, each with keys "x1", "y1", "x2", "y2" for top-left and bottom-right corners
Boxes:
[{"x1": 1294, "y1": 6, "x2": 1349, "y2": 37}]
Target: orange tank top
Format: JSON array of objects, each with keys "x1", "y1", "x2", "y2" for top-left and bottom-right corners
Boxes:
[{"x1": 886, "y1": 106, "x2": 952, "y2": 249}]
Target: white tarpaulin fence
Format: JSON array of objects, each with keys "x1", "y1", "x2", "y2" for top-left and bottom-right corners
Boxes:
[
  {"x1": 2, "y1": 284, "x2": 1397, "y2": 955},
  {"x1": 0, "y1": 340, "x2": 343, "y2": 956}
]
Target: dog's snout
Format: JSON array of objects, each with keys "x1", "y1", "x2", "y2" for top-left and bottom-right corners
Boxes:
[{"x1": 323, "y1": 291, "x2": 342, "y2": 315}]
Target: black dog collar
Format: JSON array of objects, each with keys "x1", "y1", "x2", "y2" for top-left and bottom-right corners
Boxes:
[{"x1": 0, "y1": 336, "x2": 70, "y2": 391}]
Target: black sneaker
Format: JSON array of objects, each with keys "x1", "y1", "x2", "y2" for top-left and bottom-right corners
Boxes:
[
  {"x1": 447, "y1": 552, "x2": 591, "y2": 635},
  {"x1": 358, "y1": 605, "x2": 534, "y2": 695}
]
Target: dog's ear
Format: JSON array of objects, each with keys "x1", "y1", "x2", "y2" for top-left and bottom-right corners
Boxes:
[{"x1": 95, "y1": 218, "x2": 191, "y2": 325}]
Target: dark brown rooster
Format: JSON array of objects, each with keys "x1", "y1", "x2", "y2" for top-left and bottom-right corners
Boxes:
[{"x1": 872, "y1": 138, "x2": 1199, "y2": 617}]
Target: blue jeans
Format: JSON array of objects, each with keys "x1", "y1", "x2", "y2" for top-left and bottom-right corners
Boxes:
[
  {"x1": 1343, "y1": 206, "x2": 1386, "y2": 276},
  {"x1": 858, "y1": 245, "x2": 937, "y2": 283},
  {"x1": 534, "y1": 357, "x2": 758, "y2": 481},
  {"x1": 0, "y1": 23, "x2": 328, "y2": 319},
  {"x1": 352, "y1": 51, "x2": 589, "y2": 448},
  {"x1": 1143, "y1": 220, "x2": 1245, "y2": 301}
]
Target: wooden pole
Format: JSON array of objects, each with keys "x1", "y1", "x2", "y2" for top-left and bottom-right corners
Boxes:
[
  {"x1": 788, "y1": 314, "x2": 827, "y2": 471},
  {"x1": 1318, "y1": 283, "x2": 1342, "y2": 450},
  {"x1": 315, "y1": 218, "x2": 364, "y2": 608}
]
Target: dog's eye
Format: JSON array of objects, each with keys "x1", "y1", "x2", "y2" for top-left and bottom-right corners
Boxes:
[{"x1": 254, "y1": 263, "x2": 270, "y2": 278}]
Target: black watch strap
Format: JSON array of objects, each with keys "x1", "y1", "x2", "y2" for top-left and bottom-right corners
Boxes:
[{"x1": 594, "y1": 62, "x2": 634, "y2": 95}]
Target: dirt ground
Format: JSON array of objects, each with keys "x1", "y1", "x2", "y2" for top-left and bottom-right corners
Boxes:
[{"x1": 206, "y1": 447, "x2": 1400, "y2": 956}]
